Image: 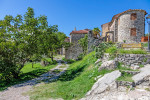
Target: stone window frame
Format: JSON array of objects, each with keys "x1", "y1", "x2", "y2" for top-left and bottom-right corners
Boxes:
[
  {"x1": 131, "y1": 13, "x2": 137, "y2": 20},
  {"x1": 130, "y1": 28, "x2": 136, "y2": 36}
]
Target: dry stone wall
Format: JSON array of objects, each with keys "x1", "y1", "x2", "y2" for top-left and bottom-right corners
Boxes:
[
  {"x1": 103, "y1": 53, "x2": 150, "y2": 66},
  {"x1": 116, "y1": 54, "x2": 150, "y2": 66}
]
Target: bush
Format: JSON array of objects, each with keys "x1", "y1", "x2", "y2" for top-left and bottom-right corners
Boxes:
[
  {"x1": 62, "y1": 58, "x2": 75, "y2": 64},
  {"x1": 77, "y1": 53, "x2": 84, "y2": 60},
  {"x1": 95, "y1": 42, "x2": 113, "y2": 59},
  {"x1": 105, "y1": 46, "x2": 117, "y2": 54}
]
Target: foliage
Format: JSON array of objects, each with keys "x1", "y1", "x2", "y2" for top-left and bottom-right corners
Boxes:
[
  {"x1": 119, "y1": 49, "x2": 147, "y2": 54},
  {"x1": 0, "y1": 7, "x2": 66, "y2": 82},
  {"x1": 93, "y1": 27, "x2": 100, "y2": 38},
  {"x1": 77, "y1": 53, "x2": 84, "y2": 60},
  {"x1": 0, "y1": 62, "x2": 57, "y2": 91},
  {"x1": 117, "y1": 62, "x2": 136, "y2": 71},
  {"x1": 62, "y1": 58, "x2": 75, "y2": 64},
  {"x1": 28, "y1": 51, "x2": 112, "y2": 100},
  {"x1": 116, "y1": 71, "x2": 133, "y2": 82},
  {"x1": 139, "y1": 64, "x2": 144, "y2": 68},
  {"x1": 105, "y1": 46, "x2": 117, "y2": 54},
  {"x1": 105, "y1": 46, "x2": 117, "y2": 60},
  {"x1": 78, "y1": 35, "x2": 88, "y2": 55},
  {"x1": 95, "y1": 42, "x2": 112, "y2": 58}
]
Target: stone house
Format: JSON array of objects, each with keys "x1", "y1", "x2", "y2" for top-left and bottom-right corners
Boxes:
[
  {"x1": 65, "y1": 28, "x2": 90, "y2": 59},
  {"x1": 101, "y1": 9, "x2": 147, "y2": 43}
]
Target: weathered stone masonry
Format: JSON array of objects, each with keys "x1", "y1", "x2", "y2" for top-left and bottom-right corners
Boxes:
[{"x1": 101, "y1": 9, "x2": 147, "y2": 43}]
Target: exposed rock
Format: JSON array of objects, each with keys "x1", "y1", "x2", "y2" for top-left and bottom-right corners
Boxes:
[
  {"x1": 130, "y1": 65, "x2": 140, "y2": 70},
  {"x1": 99, "y1": 60, "x2": 118, "y2": 71},
  {"x1": 95, "y1": 59, "x2": 101, "y2": 65},
  {"x1": 132, "y1": 64, "x2": 150, "y2": 85},
  {"x1": 86, "y1": 70, "x2": 121, "y2": 96}
]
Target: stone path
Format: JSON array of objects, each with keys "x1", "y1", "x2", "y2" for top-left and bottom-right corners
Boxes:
[{"x1": 0, "y1": 58, "x2": 68, "y2": 100}]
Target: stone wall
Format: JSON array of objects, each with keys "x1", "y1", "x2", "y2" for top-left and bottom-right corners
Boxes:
[
  {"x1": 118, "y1": 11, "x2": 145, "y2": 43},
  {"x1": 88, "y1": 30, "x2": 102, "y2": 53},
  {"x1": 117, "y1": 54, "x2": 150, "y2": 66},
  {"x1": 70, "y1": 33, "x2": 86, "y2": 43},
  {"x1": 65, "y1": 43, "x2": 83, "y2": 59},
  {"x1": 65, "y1": 33, "x2": 86, "y2": 60},
  {"x1": 103, "y1": 53, "x2": 150, "y2": 66},
  {"x1": 101, "y1": 23, "x2": 109, "y2": 37}
]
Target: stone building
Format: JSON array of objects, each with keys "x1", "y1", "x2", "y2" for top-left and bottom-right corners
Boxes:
[
  {"x1": 65, "y1": 28, "x2": 90, "y2": 59},
  {"x1": 101, "y1": 9, "x2": 147, "y2": 43}
]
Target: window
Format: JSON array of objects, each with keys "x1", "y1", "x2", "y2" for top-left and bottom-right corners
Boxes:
[
  {"x1": 131, "y1": 28, "x2": 136, "y2": 36},
  {"x1": 131, "y1": 13, "x2": 137, "y2": 20}
]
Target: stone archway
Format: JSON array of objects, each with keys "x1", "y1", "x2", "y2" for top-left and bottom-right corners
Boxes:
[{"x1": 105, "y1": 31, "x2": 114, "y2": 42}]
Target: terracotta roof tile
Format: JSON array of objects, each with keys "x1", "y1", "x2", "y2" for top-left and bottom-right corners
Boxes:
[{"x1": 70, "y1": 29, "x2": 90, "y2": 34}]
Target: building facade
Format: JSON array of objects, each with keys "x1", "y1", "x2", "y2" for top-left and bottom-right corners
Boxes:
[
  {"x1": 65, "y1": 29, "x2": 90, "y2": 59},
  {"x1": 101, "y1": 9, "x2": 147, "y2": 43}
]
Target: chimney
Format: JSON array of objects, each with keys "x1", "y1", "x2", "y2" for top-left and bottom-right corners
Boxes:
[{"x1": 74, "y1": 27, "x2": 76, "y2": 31}]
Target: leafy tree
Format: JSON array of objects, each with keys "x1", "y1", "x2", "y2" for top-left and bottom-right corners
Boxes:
[
  {"x1": 0, "y1": 7, "x2": 61, "y2": 80},
  {"x1": 78, "y1": 35, "x2": 88, "y2": 55},
  {"x1": 93, "y1": 27, "x2": 101, "y2": 38}
]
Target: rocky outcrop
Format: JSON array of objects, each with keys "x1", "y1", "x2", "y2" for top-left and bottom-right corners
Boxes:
[
  {"x1": 132, "y1": 64, "x2": 150, "y2": 85},
  {"x1": 99, "y1": 60, "x2": 118, "y2": 71},
  {"x1": 82, "y1": 70, "x2": 121, "y2": 100}
]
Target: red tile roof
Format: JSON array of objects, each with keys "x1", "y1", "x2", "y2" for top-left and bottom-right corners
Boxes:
[
  {"x1": 70, "y1": 29, "x2": 90, "y2": 34},
  {"x1": 64, "y1": 37, "x2": 70, "y2": 42}
]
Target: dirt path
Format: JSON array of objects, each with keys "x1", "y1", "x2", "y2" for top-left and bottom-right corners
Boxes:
[{"x1": 0, "y1": 58, "x2": 68, "y2": 100}]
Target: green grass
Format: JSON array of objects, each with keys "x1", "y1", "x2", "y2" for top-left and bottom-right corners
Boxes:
[
  {"x1": 116, "y1": 72, "x2": 134, "y2": 82},
  {"x1": 105, "y1": 46, "x2": 117, "y2": 54},
  {"x1": 27, "y1": 52, "x2": 112, "y2": 100},
  {"x1": 0, "y1": 62, "x2": 57, "y2": 91},
  {"x1": 119, "y1": 49, "x2": 147, "y2": 54},
  {"x1": 117, "y1": 62, "x2": 137, "y2": 71},
  {"x1": 139, "y1": 64, "x2": 144, "y2": 68},
  {"x1": 143, "y1": 42, "x2": 148, "y2": 47}
]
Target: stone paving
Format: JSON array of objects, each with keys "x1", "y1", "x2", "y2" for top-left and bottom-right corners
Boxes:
[{"x1": 0, "y1": 58, "x2": 68, "y2": 100}]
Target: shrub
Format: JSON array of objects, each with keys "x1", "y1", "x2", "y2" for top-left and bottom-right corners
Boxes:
[
  {"x1": 62, "y1": 58, "x2": 75, "y2": 64},
  {"x1": 77, "y1": 53, "x2": 84, "y2": 60},
  {"x1": 105, "y1": 46, "x2": 117, "y2": 54},
  {"x1": 95, "y1": 42, "x2": 113, "y2": 58}
]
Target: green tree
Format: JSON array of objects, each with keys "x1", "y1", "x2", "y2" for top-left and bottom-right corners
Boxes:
[
  {"x1": 0, "y1": 7, "x2": 59, "y2": 80},
  {"x1": 78, "y1": 35, "x2": 88, "y2": 55},
  {"x1": 93, "y1": 27, "x2": 101, "y2": 38}
]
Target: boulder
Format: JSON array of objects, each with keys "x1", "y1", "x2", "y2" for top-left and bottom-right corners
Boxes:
[
  {"x1": 132, "y1": 64, "x2": 150, "y2": 85},
  {"x1": 86, "y1": 70, "x2": 121, "y2": 96},
  {"x1": 99, "y1": 60, "x2": 118, "y2": 71}
]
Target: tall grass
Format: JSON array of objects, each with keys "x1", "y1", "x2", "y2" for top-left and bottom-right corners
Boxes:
[{"x1": 28, "y1": 52, "x2": 112, "y2": 100}]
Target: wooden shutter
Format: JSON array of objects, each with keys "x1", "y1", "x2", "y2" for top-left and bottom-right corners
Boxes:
[
  {"x1": 131, "y1": 28, "x2": 136, "y2": 36},
  {"x1": 131, "y1": 13, "x2": 137, "y2": 20}
]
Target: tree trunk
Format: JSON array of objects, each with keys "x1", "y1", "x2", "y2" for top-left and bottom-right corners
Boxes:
[
  {"x1": 51, "y1": 52, "x2": 54, "y2": 61},
  {"x1": 32, "y1": 62, "x2": 34, "y2": 68}
]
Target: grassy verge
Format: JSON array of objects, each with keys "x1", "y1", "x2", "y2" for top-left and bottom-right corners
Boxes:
[
  {"x1": 27, "y1": 52, "x2": 112, "y2": 100},
  {"x1": 119, "y1": 49, "x2": 147, "y2": 54},
  {"x1": 0, "y1": 62, "x2": 57, "y2": 91},
  {"x1": 116, "y1": 72, "x2": 133, "y2": 82}
]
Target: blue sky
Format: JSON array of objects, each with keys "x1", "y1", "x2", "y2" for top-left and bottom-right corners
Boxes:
[{"x1": 0, "y1": 0, "x2": 150, "y2": 36}]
